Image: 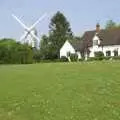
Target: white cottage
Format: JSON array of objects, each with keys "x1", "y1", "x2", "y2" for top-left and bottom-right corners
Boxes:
[
  {"x1": 83, "y1": 24, "x2": 120, "y2": 58},
  {"x1": 60, "y1": 40, "x2": 82, "y2": 59}
]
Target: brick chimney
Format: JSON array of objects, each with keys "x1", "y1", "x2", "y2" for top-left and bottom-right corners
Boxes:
[{"x1": 96, "y1": 23, "x2": 100, "y2": 33}]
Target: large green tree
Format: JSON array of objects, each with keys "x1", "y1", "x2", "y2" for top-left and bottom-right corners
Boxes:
[
  {"x1": 105, "y1": 20, "x2": 117, "y2": 29},
  {"x1": 48, "y1": 11, "x2": 73, "y2": 59}
]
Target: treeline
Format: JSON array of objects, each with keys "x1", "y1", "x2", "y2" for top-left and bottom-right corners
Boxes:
[
  {"x1": 0, "y1": 39, "x2": 33, "y2": 64},
  {"x1": 0, "y1": 11, "x2": 74, "y2": 64}
]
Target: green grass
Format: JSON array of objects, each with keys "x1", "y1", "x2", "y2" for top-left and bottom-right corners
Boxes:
[{"x1": 0, "y1": 62, "x2": 120, "y2": 120}]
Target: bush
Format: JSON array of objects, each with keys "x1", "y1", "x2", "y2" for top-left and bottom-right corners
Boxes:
[
  {"x1": 87, "y1": 57, "x2": 98, "y2": 61},
  {"x1": 103, "y1": 56, "x2": 111, "y2": 60},
  {"x1": 94, "y1": 51, "x2": 104, "y2": 60},
  {"x1": 79, "y1": 58, "x2": 84, "y2": 62},
  {"x1": 70, "y1": 53, "x2": 78, "y2": 62},
  {"x1": 94, "y1": 51, "x2": 104, "y2": 57},
  {"x1": 0, "y1": 39, "x2": 33, "y2": 64},
  {"x1": 87, "y1": 56, "x2": 112, "y2": 61},
  {"x1": 0, "y1": 60, "x2": 4, "y2": 64},
  {"x1": 87, "y1": 56, "x2": 116, "y2": 61},
  {"x1": 60, "y1": 56, "x2": 68, "y2": 62},
  {"x1": 112, "y1": 56, "x2": 120, "y2": 60}
]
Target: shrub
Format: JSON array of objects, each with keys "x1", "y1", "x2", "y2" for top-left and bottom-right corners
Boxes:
[
  {"x1": 87, "y1": 57, "x2": 98, "y2": 61},
  {"x1": 103, "y1": 56, "x2": 111, "y2": 60},
  {"x1": 112, "y1": 56, "x2": 120, "y2": 60},
  {"x1": 87, "y1": 56, "x2": 113, "y2": 61},
  {"x1": 70, "y1": 53, "x2": 78, "y2": 62},
  {"x1": 79, "y1": 58, "x2": 84, "y2": 62},
  {"x1": 94, "y1": 51, "x2": 104, "y2": 57},
  {"x1": 60, "y1": 56, "x2": 68, "y2": 62},
  {"x1": 0, "y1": 39, "x2": 33, "y2": 64}
]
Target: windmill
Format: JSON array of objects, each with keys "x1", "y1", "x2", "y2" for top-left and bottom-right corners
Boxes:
[{"x1": 12, "y1": 13, "x2": 47, "y2": 48}]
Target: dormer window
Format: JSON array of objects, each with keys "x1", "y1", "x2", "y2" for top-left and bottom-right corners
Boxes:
[{"x1": 93, "y1": 40, "x2": 98, "y2": 46}]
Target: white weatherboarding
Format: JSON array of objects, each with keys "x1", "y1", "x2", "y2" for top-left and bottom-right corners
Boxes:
[{"x1": 12, "y1": 13, "x2": 47, "y2": 48}]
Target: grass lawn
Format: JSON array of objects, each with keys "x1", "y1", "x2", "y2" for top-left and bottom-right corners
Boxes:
[{"x1": 0, "y1": 62, "x2": 120, "y2": 120}]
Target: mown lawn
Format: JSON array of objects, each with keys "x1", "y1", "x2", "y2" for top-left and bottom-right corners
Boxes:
[{"x1": 0, "y1": 62, "x2": 120, "y2": 120}]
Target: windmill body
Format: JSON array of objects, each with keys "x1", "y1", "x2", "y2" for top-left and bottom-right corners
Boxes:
[
  {"x1": 12, "y1": 13, "x2": 47, "y2": 48},
  {"x1": 23, "y1": 29, "x2": 37, "y2": 48}
]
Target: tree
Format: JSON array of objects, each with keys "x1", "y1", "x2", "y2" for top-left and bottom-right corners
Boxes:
[
  {"x1": 105, "y1": 20, "x2": 116, "y2": 29},
  {"x1": 48, "y1": 11, "x2": 73, "y2": 59},
  {"x1": 73, "y1": 36, "x2": 81, "y2": 41},
  {"x1": 39, "y1": 35, "x2": 52, "y2": 60}
]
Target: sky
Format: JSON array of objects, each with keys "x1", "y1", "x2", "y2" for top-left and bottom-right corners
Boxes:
[{"x1": 0, "y1": 0, "x2": 120, "y2": 40}]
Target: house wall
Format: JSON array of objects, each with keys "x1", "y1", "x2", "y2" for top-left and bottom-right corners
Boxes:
[
  {"x1": 60, "y1": 41, "x2": 76, "y2": 58},
  {"x1": 89, "y1": 45, "x2": 120, "y2": 57}
]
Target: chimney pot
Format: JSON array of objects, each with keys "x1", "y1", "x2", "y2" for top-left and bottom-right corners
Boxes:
[{"x1": 96, "y1": 23, "x2": 100, "y2": 33}]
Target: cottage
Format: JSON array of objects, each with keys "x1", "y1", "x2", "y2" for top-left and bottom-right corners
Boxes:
[
  {"x1": 60, "y1": 24, "x2": 120, "y2": 59},
  {"x1": 60, "y1": 40, "x2": 82, "y2": 59},
  {"x1": 83, "y1": 24, "x2": 120, "y2": 58}
]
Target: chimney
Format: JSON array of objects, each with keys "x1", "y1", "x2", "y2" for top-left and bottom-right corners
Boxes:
[{"x1": 96, "y1": 23, "x2": 100, "y2": 33}]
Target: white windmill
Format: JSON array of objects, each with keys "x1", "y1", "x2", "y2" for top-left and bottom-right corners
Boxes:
[{"x1": 12, "y1": 13, "x2": 47, "y2": 48}]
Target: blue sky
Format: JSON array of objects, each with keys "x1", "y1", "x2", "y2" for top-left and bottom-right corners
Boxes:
[{"x1": 0, "y1": 0, "x2": 120, "y2": 40}]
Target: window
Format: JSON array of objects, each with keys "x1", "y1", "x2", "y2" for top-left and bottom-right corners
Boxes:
[
  {"x1": 106, "y1": 51, "x2": 111, "y2": 56},
  {"x1": 93, "y1": 40, "x2": 98, "y2": 46},
  {"x1": 114, "y1": 50, "x2": 118, "y2": 56}
]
